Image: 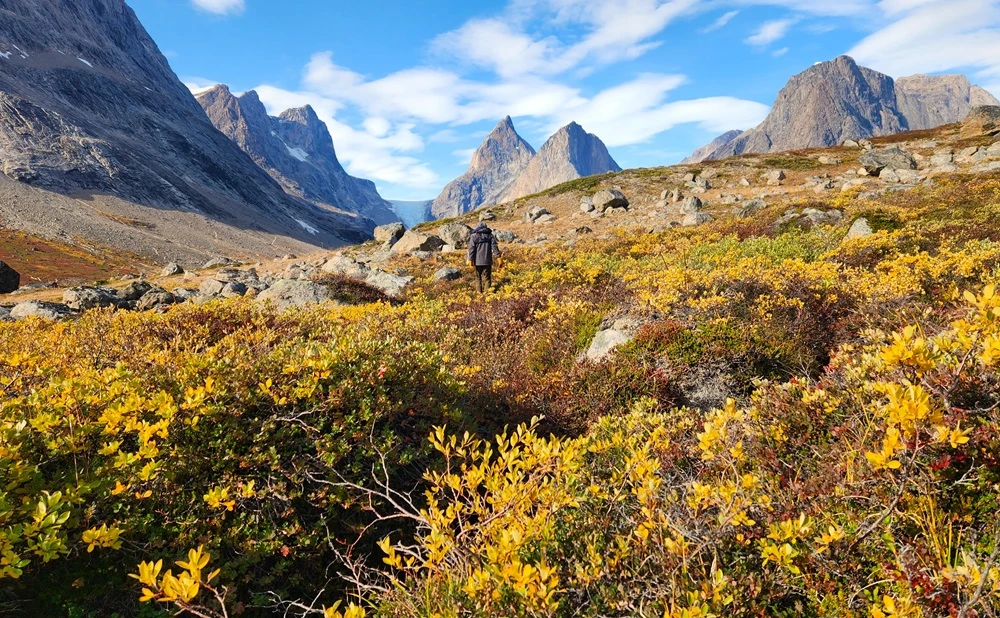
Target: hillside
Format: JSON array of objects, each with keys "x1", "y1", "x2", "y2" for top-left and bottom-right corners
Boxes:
[
  {"x1": 0, "y1": 0, "x2": 369, "y2": 264},
  {"x1": 3, "y1": 113, "x2": 1000, "y2": 617}
]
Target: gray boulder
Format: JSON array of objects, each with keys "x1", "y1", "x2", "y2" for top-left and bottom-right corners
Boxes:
[
  {"x1": 735, "y1": 199, "x2": 766, "y2": 218},
  {"x1": 256, "y1": 280, "x2": 332, "y2": 311},
  {"x1": 479, "y1": 210, "x2": 496, "y2": 221},
  {"x1": 221, "y1": 281, "x2": 248, "y2": 298},
  {"x1": 988, "y1": 141, "x2": 1000, "y2": 158},
  {"x1": 860, "y1": 147, "x2": 917, "y2": 175},
  {"x1": 0, "y1": 306, "x2": 10, "y2": 321},
  {"x1": 161, "y1": 262, "x2": 184, "y2": 277},
  {"x1": 433, "y1": 267, "x2": 462, "y2": 282},
  {"x1": 172, "y1": 288, "x2": 198, "y2": 301},
  {"x1": 681, "y1": 212, "x2": 713, "y2": 227},
  {"x1": 495, "y1": 230, "x2": 517, "y2": 243},
  {"x1": 374, "y1": 222, "x2": 406, "y2": 246},
  {"x1": 10, "y1": 301, "x2": 74, "y2": 320},
  {"x1": 203, "y1": 257, "x2": 235, "y2": 269},
  {"x1": 136, "y1": 290, "x2": 176, "y2": 311},
  {"x1": 365, "y1": 271, "x2": 414, "y2": 297},
  {"x1": 437, "y1": 222, "x2": 473, "y2": 248},
  {"x1": 592, "y1": 189, "x2": 629, "y2": 212},
  {"x1": 199, "y1": 279, "x2": 227, "y2": 296},
  {"x1": 679, "y1": 196, "x2": 703, "y2": 215},
  {"x1": 322, "y1": 255, "x2": 369, "y2": 279},
  {"x1": 766, "y1": 170, "x2": 786, "y2": 186},
  {"x1": 845, "y1": 217, "x2": 873, "y2": 240},
  {"x1": 580, "y1": 196, "x2": 595, "y2": 213},
  {"x1": 121, "y1": 281, "x2": 153, "y2": 301},
  {"x1": 961, "y1": 106, "x2": 1000, "y2": 137},
  {"x1": 585, "y1": 329, "x2": 632, "y2": 362},
  {"x1": 63, "y1": 287, "x2": 120, "y2": 311},
  {"x1": 390, "y1": 230, "x2": 446, "y2": 255},
  {"x1": 534, "y1": 213, "x2": 557, "y2": 224},
  {"x1": 523, "y1": 205, "x2": 551, "y2": 223},
  {"x1": 0, "y1": 261, "x2": 20, "y2": 293}
]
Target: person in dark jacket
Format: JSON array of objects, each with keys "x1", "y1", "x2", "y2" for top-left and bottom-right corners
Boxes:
[{"x1": 467, "y1": 223, "x2": 502, "y2": 294}]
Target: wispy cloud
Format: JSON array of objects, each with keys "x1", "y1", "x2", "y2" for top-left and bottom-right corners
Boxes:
[
  {"x1": 772, "y1": 46, "x2": 789, "y2": 56},
  {"x1": 702, "y1": 10, "x2": 739, "y2": 32},
  {"x1": 191, "y1": 0, "x2": 245, "y2": 15},
  {"x1": 745, "y1": 18, "x2": 797, "y2": 46}
]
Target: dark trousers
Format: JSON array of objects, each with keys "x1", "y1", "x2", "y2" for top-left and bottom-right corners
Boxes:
[{"x1": 475, "y1": 265, "x2": 493, "y2": 294}]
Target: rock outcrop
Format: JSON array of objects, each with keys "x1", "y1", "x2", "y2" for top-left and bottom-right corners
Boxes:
[
  {"x1": 0, "y1": 261, "x2": 19, "y2": 293},
  {"x1": 895, "y1": 74, "x2": 1000, "y2": 130},
  {"x1": 499, "y1": 122, "x2": 621, "y2": 203},
  {"x1": 430, "y1": 116, "x2": 536, "y2": 218},
  {"x1": 197, "y1": 86, "x2": 397, "y2": 229},
  {"x1": 0, "y1": 0, "x2": 368, "y2": 262}
]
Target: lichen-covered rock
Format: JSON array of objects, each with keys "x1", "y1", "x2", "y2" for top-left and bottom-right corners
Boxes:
[{"x1": 256, "y1": 280, "x2": 332, "y2": 311}]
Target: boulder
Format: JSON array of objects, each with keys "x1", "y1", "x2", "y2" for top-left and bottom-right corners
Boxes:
[
  {"x1": 374, "y1": 222, "x2": 405, "y2": 246},
  {"x1": 172, "y1": 288, "x2": 198, "y2": 302},
  {"x1": 694, "y1": 176, "x2": 711, "y2": 190},
  {"x1": 843, "y1": 139, "x2": 860, "y2": 148},
  {"x1": 63, "y1": 287, "x2": 120, "y2": 311},
  {"x1": 961, "y1": 106, "x2": 1000, "y2": 137},
  {"x1": 735, "y1": 199, "x2": 766, "y2": 219},
  {"x1": 571, "y1": 226, "x2": 593, "y2": 235},
  {"x1": 845, "y1": 217, "x2": 873, "y2": 240},
  {"x1": 256, "y1": 280, "x2": 332, "y2": 311},
  {"x1": 120, "y1": 281, "x2": 153, "y2": 301},
  {"x1": 681, "y1": 212, "x2": 713, "y2": 227},
  {"x1": 10, "y1": 300, "x2": 74, "y2": 320},
  {"x1": 433, "y1": 267, "x2": 462, "y2": 282},
  {"x1": 322, "y1": 255, "x2": 369, "y2": 279},
  {"x1": 801, "y1": 208, "x2": 843, "y2": 227},
  {"x1": 860, "y1": 147, "x2": 917, "y2": 175},
  {"x1": 818, "y1": 156, "x2": 842, "y2": 165},
  {"x1": 365, "y1": 271, "x2": 414, "y2": 297},
  {"x1": 161, "y1": 262, "x2": 184, "y2": 277},
  {"x1": 0, "y1": 306, "x2": 10, "y2": 321},
  {"x1": 859, "y1": 139, "x2": 874, "y2": 150},
  {"x1": 988, "y1": 141, "x2": 1000, "y2": 158},
  {"x1": 879, "y1": 168, "x2": 901, "y2": 183},
  {"x1": 523, "y1": 205, "x2": 550, "y2": 223},
  {"x1": 739, "y1": 178, "x2": 751, "y2": 187},
  {"x1": 580, "y1": 197, "x2": 595, "y2": 213},
  {"x1": 766, "y1": 170, "x2": 786, "y2": 186},
  {"x1": 479, "y1": 210, "x2": 496, "y2": 221},
  {"x1": 220, "y1": 281, "x2": 248, "y2": 298},
  {"x1": 199, "y1": 279, "x2": 227, "y2": 296},
  {"x1": 390, "y1": 230, "x2": 446, "y2": 255},
  {"x1": 930, "y1": 152, "x2": 954, "y2": 166},
  {"x1": 136, "y1": 290, "x2": 176, "y2": 311},
  {"x1": 679, "y1": 196, "x2": 703, "y2": 215},
  {"x1": 203, "y1": 257, "x2": 235, "y2": 269},
  {"x1": 437, "y1": 222, "x2": 473, "y2": 248},
  {"x1": 534, "y1": 214, "x2": 558, "y2": 224},
  {"x1": 592, "y1": 189, "x2": 629, "y2": 212},
  {"x1": 585, "y1": 318, "x2": 644, "y2": 362},
  {"x1": 495, "y1": 230, "x2": 517, "y2": 243},
  {"x1": 0, "y1": 261, "x2": 20, "y2": 293}
]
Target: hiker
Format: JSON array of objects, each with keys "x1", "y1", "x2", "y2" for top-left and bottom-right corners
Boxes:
[{"x1": 467, "y1": 223, "x2": 502, "y2": 294}]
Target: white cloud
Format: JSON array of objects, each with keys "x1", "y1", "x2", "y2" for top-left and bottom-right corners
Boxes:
[
  {"x1": 772, "y1": 46, "x2": 789, "y2": 56},
  {"x1": 849, "y1": 0, "x2": 1000, "y2": 88},
  {"x1": 702, "y1": 10, "x2": 739, "y2": 32},
  {"x1": 191, "y1": 0, "x2": 244, "y2": 15},
  {"x1": 745, "y1": 18, "x2": 797, "y2": 46}
]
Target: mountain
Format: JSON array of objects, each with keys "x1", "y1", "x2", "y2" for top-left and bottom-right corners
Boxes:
[
  {"x1": 499, "y1": 122, "x2": 622, "y2": 203},
  {"x1": 895, "y1": 74, "x2": 1000, "y2": 130},
  {"x1": 0, "y1": 0, "x2": 369, "y2": 263},
  {"x1": 681, "y1": 130, "x2": 742, "y2": 164},
  {"x1": 430, "y1": 116, "x2": 536, "y2": 219},
  {"x1": 389, "y1": 199, "x2": 433, "y2": 228},
  {"x1": 197, "y1": 85, "x2": 398, "y2": 229},
  {"x1": 697, "y1": 56, "x2": 999, "y2": 162}
]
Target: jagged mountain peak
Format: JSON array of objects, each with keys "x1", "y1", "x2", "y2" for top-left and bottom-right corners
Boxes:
[
  {"x1": 499, "y1": 121, "x2": 620, "y2": 202},
  {"x1": 431, "y1": 116, "x2": 536, "y2": 218}
]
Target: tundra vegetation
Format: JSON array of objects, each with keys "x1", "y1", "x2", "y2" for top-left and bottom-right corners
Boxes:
[{"x1": 4, "y1": 173, "x2": 1000, "y2": 617}]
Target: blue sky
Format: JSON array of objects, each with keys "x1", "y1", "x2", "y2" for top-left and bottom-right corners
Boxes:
[{"x1": 129, "y1": 0, "x2": 1000, "y2": 200}]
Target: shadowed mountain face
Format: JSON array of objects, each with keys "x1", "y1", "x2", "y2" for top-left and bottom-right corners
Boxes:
[
  {"x1": 198, "y1": 86, "x2": 398, "y2": 230},
  {"x1": 682, "y1": 130, "x2": 741, "y2": 164},
  {"x1": 430, "y1": 116, "x2": 536, "y2": 219},
  {"x1": 697, "y1": 56, "x2": 1000, "y2": 162},
  {"x1": 499, "y1": 122, "x2": 622, "y2": 203},
  {"x1": 0, "y1": 0, "x2": 368, "y2": 262}
]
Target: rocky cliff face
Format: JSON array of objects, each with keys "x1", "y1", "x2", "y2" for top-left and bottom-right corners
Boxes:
[
  {"x1": 430, "y1": 116, "x2": 535, "y2": 218},
  {"x1": 695, "y1": 56, "x2": 999, "y2": 162},
  {"x1": 709, "y1": 56, "x2": 907, "y2": 160},
  {"x1": 681, "y1": 130, "x2": 741, "y2": 164},
  {"x1": 198, "y1": 85, "x2": 397, "y2": 229},
  {"x1": 500, "y1": 122, "x2": 621, "y2": 202},
  {"x1": 895, "y1": 74, "x2": 1000, "y2": 130},
  {"x1": 0, "y1": 0, "x2": 367, "y2": 263}
]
